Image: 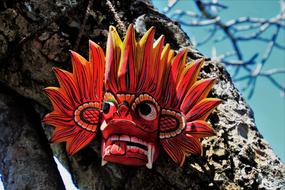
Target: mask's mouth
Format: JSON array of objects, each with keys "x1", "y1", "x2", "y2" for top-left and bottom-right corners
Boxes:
[{"x1": 101, "y1": 134, "x2": 157, "y2": 169}]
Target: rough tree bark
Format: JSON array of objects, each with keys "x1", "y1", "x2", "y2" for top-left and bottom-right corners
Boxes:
[
  {"x1": 0, "y1": 0, "x2": 284, "y2": 189},
  {"x1": 0, "y1": 88, "x2": 66, "y2": 190}
]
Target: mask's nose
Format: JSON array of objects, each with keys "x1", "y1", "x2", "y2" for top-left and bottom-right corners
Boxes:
[{"x1": 117, "y1": 101, "x2": 130, "y2": 117}]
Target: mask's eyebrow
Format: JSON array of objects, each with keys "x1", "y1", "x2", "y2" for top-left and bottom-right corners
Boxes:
[
  {"x1": 131, "y1": 94, "x2": 160, "y2": 112},
  {"x1": 103, "y1": 92, "x2": 117, "y2": 103},
  {"x1": 116, "y1": 94, "x2": 135, "y2": 105}
]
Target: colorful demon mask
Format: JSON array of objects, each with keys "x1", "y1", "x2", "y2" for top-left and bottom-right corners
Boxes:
[{"x1": 43, "y1": 24, "x2": 221, "y2": 168}]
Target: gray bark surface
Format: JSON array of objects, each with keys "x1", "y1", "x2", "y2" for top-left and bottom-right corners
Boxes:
[
  {"x1": 0, "y1": 89, "x2": 65, "y2": 190},
  {"x1": 0, "y1": 0, "x2": 284, "y2": 189}
]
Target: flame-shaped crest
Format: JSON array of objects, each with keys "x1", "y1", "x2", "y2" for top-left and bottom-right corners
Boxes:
[{"x1": 43, "y1": 24, "x2": 221, "y2": 167}]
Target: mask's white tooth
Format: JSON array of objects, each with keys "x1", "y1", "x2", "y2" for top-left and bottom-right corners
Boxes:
[{"x1": 101, "y1": 158, "x2": 108, "y2": 166}]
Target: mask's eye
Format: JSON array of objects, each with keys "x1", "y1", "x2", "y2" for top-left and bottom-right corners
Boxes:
[
  {"x1": 102, "y1": 102, "x2": 116, "y2": 117},
  {"x1": 137, "y1": 102, "x2": 157, "y2": 121},
  {"x1": 102, "y1": 102, "x2": 110, "y2": 114}
]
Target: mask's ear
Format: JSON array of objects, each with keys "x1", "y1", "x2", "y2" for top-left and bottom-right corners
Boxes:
[
  {"x1": 159, "y1": 108, "x2": 219, "y2": 166},
  {"x1": 159, "y1": 109, "x2": 202, "y2": 166},
  {"x1": 43, "y1": 41, "x2": 105, "y2": 155},
  {"x1": 158, "y1": 58, "x2": 221, "y2": 166}
]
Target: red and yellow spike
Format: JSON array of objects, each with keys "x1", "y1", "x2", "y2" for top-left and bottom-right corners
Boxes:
[
  {"x1": 186, "y1": 120, "x2": 215, "y2": 139},
  {"x1": 185, "y1": 98, "x2": 222, "y2": 121},
  {"x1": 118, "y1": 24, "x2": 136, "y2": 92},
  {"x1": 181, "y1": 78, "x2": 217, "y2": 113}
]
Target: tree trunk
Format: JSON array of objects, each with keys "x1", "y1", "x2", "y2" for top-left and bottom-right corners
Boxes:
[
  {"x1": 0, "y1": 0, "x2": 284, "y2": 189},
  {"x1": 0, "y1": 88, "x2": 65, "y2": 190}
]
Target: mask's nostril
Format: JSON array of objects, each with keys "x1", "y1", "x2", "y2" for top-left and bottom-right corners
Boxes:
[
  {"x1": 122, "y1": 101, "x2": 129, "y2": 107},
  {"x1": 119, "y1": 105, "x2": 129, "y2": 112}
]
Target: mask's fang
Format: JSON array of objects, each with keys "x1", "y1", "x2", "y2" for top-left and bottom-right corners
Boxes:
[
  {"x1": 146, "y1": 143, "x2": 155, "y2": 169},
  {"x1": 146, "y1": 161, "x2": 152, "y2": 169},
  {"x1": 101, "y1": 158, "x2": 108, "y2": 166}
]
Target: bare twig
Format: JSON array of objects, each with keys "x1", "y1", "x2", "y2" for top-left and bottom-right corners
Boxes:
[
  {"x1": 74, "y1": 0, "x2": 93, "y2": 50},
  {"x1": 106, "y1": 0, "x2": 127, "y2": 34},
  {"x1": 162, "y1": 0, "x2": 285, "y2": 98}
]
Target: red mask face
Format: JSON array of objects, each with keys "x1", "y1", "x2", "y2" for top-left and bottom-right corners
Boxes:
[
  {"x1": 100, "y1": 93, "x2": 160, "y2": 168},
  {"x1": 43, "y1": 24, "x2": 221, "y2": 168}
]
